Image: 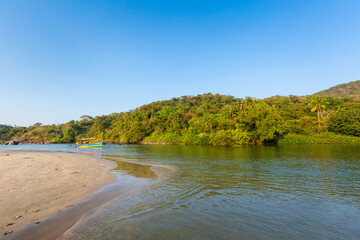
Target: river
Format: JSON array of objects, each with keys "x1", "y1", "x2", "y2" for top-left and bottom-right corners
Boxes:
[{"x1": 2, "y1": 144, "x2": 359, "y2": 239}]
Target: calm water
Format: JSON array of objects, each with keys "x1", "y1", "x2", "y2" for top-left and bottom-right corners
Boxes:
[{"x1": 2, "y1": 144, "x2": 360, "y2": 239}]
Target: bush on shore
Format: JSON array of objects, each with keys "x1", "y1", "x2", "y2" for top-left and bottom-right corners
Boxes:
[{"x1": 279, "y1": 132, "x2": 360, "y2": 144}]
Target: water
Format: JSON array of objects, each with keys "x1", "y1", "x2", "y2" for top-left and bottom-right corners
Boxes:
[{"x1": 2, "y1": 144, "x2": 360, "y2": 239}]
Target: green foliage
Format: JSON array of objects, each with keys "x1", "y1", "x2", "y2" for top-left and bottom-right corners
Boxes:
[
  {"x1": 236, "y1": 101, "x2": 284, "y2": 143},
  {"x1": 80, "y1": 115, "x2": 94, "y2": 121},
  {"x1": 122, "y1": 123, "x2": 149, "y2": 143},
  {"x1": 232, "y1": 129, "x2": 251, "y2": 145},
  {"x1": 0, "y1": 125, "x2": 26, "y2": 143},
  {"x1": 283, "y1": 117, "x2": 318, "y2": 135},
  {"x1": 143, "y1": 131, "x2": 184, "y2": 144},
  {"x1": 61, "y1": 128, "x2": 76, "y2": 143},
  {"x1": 210, "y1": 130, "x2": 233, "y2": 146},
  {"x1": 279, "y1": 133, "x2": 360, "y2": 144},
  {"x1": 2, "y1": 92, "x2": 360, "y2": 146},
  {"x1": 315, "y1": 80, "x2": 360, "y2": 100},
  {"x1": 307, "y1": 95, "x2": 328, "y2": 132},
  {"x1": 308, "y1": 96, "x2": 328, "y2": 113},
  {"x1": 328, "y1": 109, "x2": 360, "y2": 137}
]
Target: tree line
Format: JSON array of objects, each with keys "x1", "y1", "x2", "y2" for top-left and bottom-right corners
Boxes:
[{"x1": 1, "y1": 94, "x2": 360, "y2": 145}]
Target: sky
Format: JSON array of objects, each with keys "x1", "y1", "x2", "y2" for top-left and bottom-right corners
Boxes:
[{"x1": 1, "y1": 0, "x2": 360, "y2": 126}]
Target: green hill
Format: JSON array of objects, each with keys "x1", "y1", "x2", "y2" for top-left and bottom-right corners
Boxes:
[
  {"x1": 2, "y1": 80, "x2": 360, "y2": 145},
  {"x1": 314, "y1": 80, "x2": 360, "y2": 100}
]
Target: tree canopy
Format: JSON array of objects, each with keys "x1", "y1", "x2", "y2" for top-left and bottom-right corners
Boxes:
[{"x1": 1, "y1": 93, "x2": 360, "y2": 145}]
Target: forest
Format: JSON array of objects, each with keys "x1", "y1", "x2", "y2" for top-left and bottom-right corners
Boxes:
[{"x1": 1, "y1": 91, "x2": 360, "y2": 146}]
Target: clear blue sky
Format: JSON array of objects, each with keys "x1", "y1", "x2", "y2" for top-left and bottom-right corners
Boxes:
[{"x1": 1, "y1": 0, "x2": 359, "y2": 126}]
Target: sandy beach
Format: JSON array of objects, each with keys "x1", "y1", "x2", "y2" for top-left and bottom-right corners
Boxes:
[{"x1": 0, "y1": 150, "x2": 116, "y2": 238}]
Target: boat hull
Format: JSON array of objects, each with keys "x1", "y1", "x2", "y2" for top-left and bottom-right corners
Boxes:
[{"x1": 77, "y1": 141, "x2": 103, "y2": 148}]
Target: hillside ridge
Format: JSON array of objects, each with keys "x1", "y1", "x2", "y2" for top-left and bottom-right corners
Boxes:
[{"x1": 313, "y1": 80, "x2": 360, "y2": 99}]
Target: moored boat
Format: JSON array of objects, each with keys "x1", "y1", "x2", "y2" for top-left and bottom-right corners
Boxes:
[{"x1": 76, "y1": 138, "x2": 103, "y2": 148}]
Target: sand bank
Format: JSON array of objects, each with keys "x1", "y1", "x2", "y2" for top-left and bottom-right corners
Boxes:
[{"x1": 0, "y1": 151, "x2": 116, "y2": 238}]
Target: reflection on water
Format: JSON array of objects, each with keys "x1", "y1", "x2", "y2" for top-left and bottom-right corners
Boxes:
[
  {"x1": 103, "y1": 155, "x2": 157, "y2": 180},
  {"x1": 1, "y1": 144, "x2": 360, "y2": 239}
]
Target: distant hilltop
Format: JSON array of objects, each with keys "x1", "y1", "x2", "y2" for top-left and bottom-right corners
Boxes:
[{"x1": 313, "y1": 80, "x2": 360, "y2": 100}]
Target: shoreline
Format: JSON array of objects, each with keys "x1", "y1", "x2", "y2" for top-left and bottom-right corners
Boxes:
[
  {"x1": 0, "y1": 150, "x2": 117, "y2": 239},
  {"x1": 16, "y1": 175, "x2": 156, "y2": 240},
  {"x1": 2, "y1": 134, "x2": 360, "y2": 149}
]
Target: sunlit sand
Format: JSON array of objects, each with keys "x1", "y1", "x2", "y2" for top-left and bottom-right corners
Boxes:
[{"x1": 0, "y1": 151, "x2": 116, "y2": 237}]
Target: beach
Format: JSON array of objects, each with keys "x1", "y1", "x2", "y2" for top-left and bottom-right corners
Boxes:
[{"x1": 0, "y1": 150, "x2": 116, "y2": 238}]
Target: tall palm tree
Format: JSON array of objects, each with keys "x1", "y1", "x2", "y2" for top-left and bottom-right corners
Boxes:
[{"x1": 308, "y1": 96, "x2": 328, "y2": 132}]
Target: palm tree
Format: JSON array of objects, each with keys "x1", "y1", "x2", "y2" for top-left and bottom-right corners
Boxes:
[
  {"x1": 235, "y1": 98, "x2": 245, "y2": 112},
  {"x1": 308, "y1": 96, "x2": 328, "y2": 132}
]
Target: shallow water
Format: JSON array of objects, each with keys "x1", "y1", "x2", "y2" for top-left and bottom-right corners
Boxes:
[{"x1": 2, "y1": 144, "x2": 360, "y2": 239}]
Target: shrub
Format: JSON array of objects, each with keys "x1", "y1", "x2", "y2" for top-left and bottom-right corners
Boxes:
[
  {"x1": 210, "y1": 130, "x2": 233, "y2": 146},
  {"x1": 231, "y1": 129, "x2": 251, "y2": 145},
  {"x1": 279, "y1": 132, "x2": 360, "y2": 144},
  {"x1": 328, "y1": 109, "x2": 360, "y2": 137}
]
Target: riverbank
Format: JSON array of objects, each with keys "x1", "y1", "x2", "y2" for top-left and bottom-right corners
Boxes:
[
  {"x1": 0, "y1": 151, "x2": 116, "y2": 238},
  {"x1": 278, "y1": 132, "x2": 360, "y2": 144}
]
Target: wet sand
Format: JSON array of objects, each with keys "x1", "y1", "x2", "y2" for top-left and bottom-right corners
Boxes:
[
  {"x1": 16, "y1": 176, "x2": 155, "y2": 240},
  {"x1": 0, "y1": 151, "x2": 116, "y2": 238}
]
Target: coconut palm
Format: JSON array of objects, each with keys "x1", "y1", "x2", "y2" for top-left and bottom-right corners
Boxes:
[
  {"x1": 235, "y1": 98, "x2": 245, "y2": 112},
  {"x1": 308, "y1": 96, "x2": 328, "y2": 132}
]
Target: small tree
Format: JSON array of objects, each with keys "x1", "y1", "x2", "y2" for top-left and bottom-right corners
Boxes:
[
  {"x1": 32, "y1": 122, "x2": 42, "y2": 127},
  {"x1": 80, "y1": 115, "x2": 94, "y2": 121}
]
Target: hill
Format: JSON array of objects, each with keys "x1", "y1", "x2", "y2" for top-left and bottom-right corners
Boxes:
[
  {"x1": 314, "y1": 80, "x2": 360, "y2": 100},
  {"x1": 2, "y1": 81, "x2": 360, "y2": 146}
]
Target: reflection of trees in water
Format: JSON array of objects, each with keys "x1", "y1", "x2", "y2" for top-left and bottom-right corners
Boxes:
[
  {"x1": 102, "y1": 155, "x2": 157, "y2": 179},
  {"x1": 73, "y1": 145, "x2": 360, "y2": 240},
  {"x1": 126, "y1": 145, "x2": 360, "y2": 201}
]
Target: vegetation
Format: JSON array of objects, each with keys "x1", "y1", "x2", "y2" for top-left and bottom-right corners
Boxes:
[
  {"x1": 327, "y1": 109, "x2": 360, "y2": 137},
  {"x1": 279, "y1": 132, "x2": 360, "y2": 144},
  {"x1": 315, "y1": 80, "x2": 360, "y2": 100},
  {"x1": 2, "y1": 81, "x2": 360, "y2": 146},
  {"x1": 307, "y1": 95, "x2": 328, "y2": 132},
  {"x1": 0, "y1": 125, "x2": 27, "y2": 144}
]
